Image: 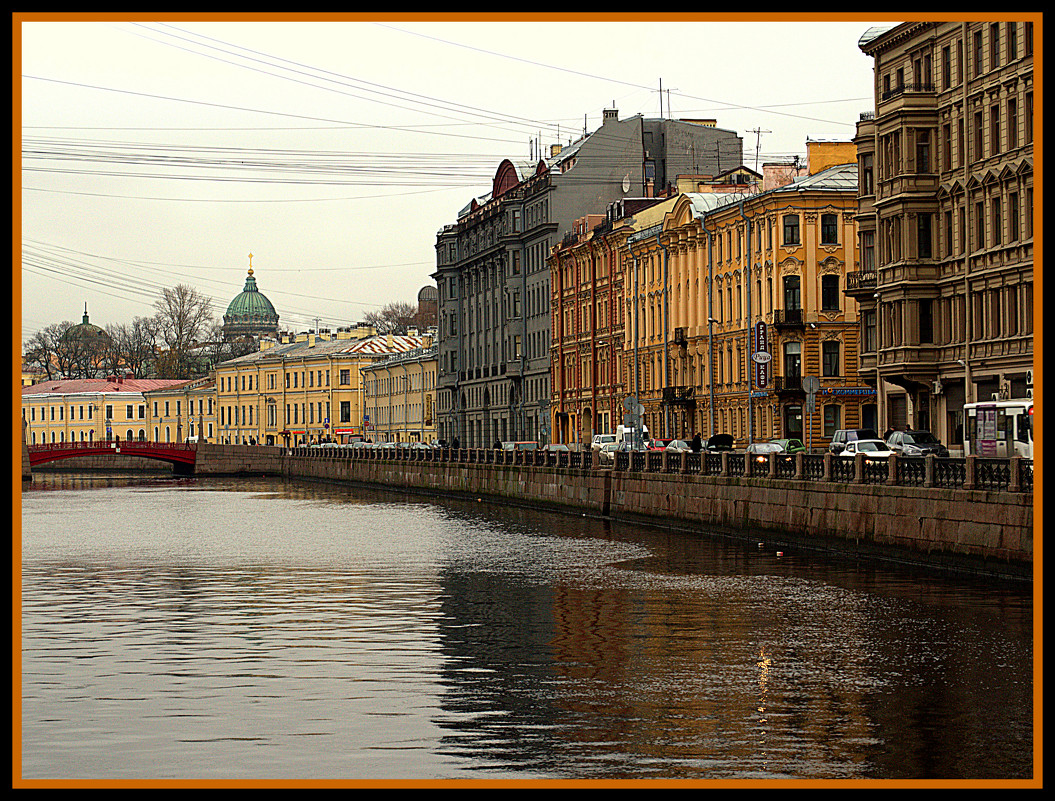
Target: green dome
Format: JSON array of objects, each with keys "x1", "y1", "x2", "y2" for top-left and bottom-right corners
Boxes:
[
  {"x1": 64, "y1": 304, "x2": 110, "y2": 344},
  {"x1": 223, "y1": 268, "x2": 279, "y2": 339}
]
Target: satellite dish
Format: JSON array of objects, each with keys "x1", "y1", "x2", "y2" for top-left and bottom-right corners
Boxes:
[{"x1": 622, "y1": 174, "x2": 631, "y2": 193}]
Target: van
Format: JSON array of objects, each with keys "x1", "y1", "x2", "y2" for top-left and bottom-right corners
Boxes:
[{"x1": 615, "y1": 424, "x2": 649, "y2": 450}]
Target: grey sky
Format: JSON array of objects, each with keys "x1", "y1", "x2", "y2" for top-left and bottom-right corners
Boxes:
[{"x1": 18, "y1": 15, "x2": 893, "y2": 345}]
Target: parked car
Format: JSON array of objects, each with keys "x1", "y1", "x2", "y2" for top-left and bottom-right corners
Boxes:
[
  {"x1": 829, "y1": 428, "x2": 879, "y2": 455},
  {"x1": 839, "y1": 439, "x2": 893, "y2": 464},
  {"x1": 542, "y1": 443, "x2": 570, "y2": 452},
  {"x1": 591, "y1": 433, "x2": 617, "y2": 450},
  {"x1": 648, "y1": 438, "x2": 674, "y2": 451},
  {"x1": 886, "y1": 430, "x2": 949, "y2": 458},
  {"x1": 745, "y1": 441, "x2": 787, "y2": 465},
  {"x1": 597, "y1": 442, "x2": 620, "y2": 465},
  {"x1": 501, "y1": 441, "x2": 539, "y2": 451},
  {"x1": 768, "y1": 438, "x2": 806, "y2": 454},
  {"x1": 704, "y1": 433, "x2": 735, "y2": 452},
  {"x1": 664, "y1": 439, "x2": 693, "y2": 453}
]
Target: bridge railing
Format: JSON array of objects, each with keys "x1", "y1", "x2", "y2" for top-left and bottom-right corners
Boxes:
[{"x1": 285, "y1": 443, "x2": 1032, "y2": 494}]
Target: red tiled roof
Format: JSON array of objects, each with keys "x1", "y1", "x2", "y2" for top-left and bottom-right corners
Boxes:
[{"x1": 22, "y1": 378, "x2": 192, "y2": 396}]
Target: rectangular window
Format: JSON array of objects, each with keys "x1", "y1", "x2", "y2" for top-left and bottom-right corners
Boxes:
[
  {"x1": 990, "y1": 104, "x2": 1000, "y2": 156},
  {"x1": 973, "y1": 29, "x2": 983, "y2": 76},
  {"x1": 860, "y1": 231, "x2": 875, "y2": 271},
  {"x1": 339, "y1": 369, "x2": 350, "y2": 385},
  {"x1": 974, "y1": 111, "x2": 984, "y2": 161},
  {"x1": 992, "y1": 196, "x2": 1002, "y2": 245},
  {"x1": 822, "y1": 341, "x2": 840, "y2": 378},
  {"x1": 1025, "y1": 92, "x2": 1033, "y2": 143},
  {"x1": 821, "y1": 275, "x2": 840, "y2": 311},
  {"x1": 1009, "y1": 192, "x2": 1019, "y2": 242},
  {"x1": 126, "y1": 405, "x2": 133, "y2": 419},
  {"x1": 919, "y1": 299, "x2": 933, "y2": 344},
  {"x1": 1007, "y1": 21, "x2": 1017, "y2": 60},
  {"x1": 941, "y1": 45, "x2": 952, "y2": 89},
  {"x1": 1007, "y1": 96, "x2": 1018, "y2": 149},
  {"x1": 917, "y1": 212, "x2": 932, "y2": 259},
  {"x1": 916, "y1": 129, "x2": 930, "y2": 173},
  {"x1": 782, "y1": 215, "x2": 800, "y2": 246},
  {"x1": 821, "y1": 213, "x2": 838, "y2": 245},
  {"x1": 863, "y1": 310, "x2": 877, "y2": 353},
  {"x1": 860, "y1": 153, "x2": 874, "y2": 195}
]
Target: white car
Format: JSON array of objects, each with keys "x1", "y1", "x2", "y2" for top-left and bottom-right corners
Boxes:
[
  {"x1": 592, "y1": 433, "x2": 617, "y2": 450},
  {"x1": 839, "y1": 439, "x2": 893, "y2": 462},
  {"x1": 597, "y1": 442, "x2": 620, "y2": 465}
]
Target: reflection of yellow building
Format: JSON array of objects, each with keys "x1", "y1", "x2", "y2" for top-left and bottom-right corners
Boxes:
[
  {"x1": 142, "y1": 376, "x2": 217, "y2": 443},
  {"x1": 361, "y1": 344, "x2": 438, "y2": 442},
  {"x1": 21, "y1": 376, "x2": 188, "y2": 444},
  {"x1": 213, "y1": 328, "x2": 434, "y2": 445}
]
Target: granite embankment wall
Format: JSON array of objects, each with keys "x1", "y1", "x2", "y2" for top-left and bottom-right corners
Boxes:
[{"x1": 194, "y1": 444, "x2": 1033, "y2": 579}]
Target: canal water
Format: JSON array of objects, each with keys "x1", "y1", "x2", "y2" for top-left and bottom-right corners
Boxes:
[{"x1": 19, "y1": 473, "x2": 1035, "y2": 783}]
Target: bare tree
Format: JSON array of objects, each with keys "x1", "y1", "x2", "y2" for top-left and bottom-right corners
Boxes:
[
  {"x1": 103, "y1": 316, "x2": 159, "y2": 378},
  {"x1": 362, "y1": 301, "x2": 419, "y2": 335},
  {"x1": 22, "y1": 323, "x2": 68, "y2": 380},
  {"x1": 153, "y1": 284, "x2": 214, "y2": 378}
]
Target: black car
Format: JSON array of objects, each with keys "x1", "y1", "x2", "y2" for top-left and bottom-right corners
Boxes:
[
  {"x1": 886, "y1": 429, "x2": 949, "y2": 458},
  {"x1": 829, "y1": 428, "x2": 878, "y2": 455},
  {"x1": 704, "y1": 433, "x2": 735, "y2": 451}
]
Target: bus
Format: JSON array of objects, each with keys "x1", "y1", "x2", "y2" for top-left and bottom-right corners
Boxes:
[{"x1": 963, "y1": 398, "x2": 1034, "y2": 459}]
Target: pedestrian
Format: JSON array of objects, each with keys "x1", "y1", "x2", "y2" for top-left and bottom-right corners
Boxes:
[{"x1": 691, "y1": 432, "x2": 702, "y2": 453}]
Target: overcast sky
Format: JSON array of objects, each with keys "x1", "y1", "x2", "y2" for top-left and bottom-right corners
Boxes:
[{"x1": 17, "y1": 14, "x2": 897, "y2": 346}]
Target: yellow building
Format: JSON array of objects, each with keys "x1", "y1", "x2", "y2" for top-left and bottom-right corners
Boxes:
[
  {"x1": 21, "y1": 376, "x2": 189, "y2": 445},
  {"x1": 213, "y1": 327, "x2": 434, "y2": 445},
  {"x1": 142, "y1": 376, "x2": 217, "y2": 443},
  {"x1": 625, "y1": 141, "x2": 869, "y2": 449},
  {"x1": 361, "y1": 343, "x2": 438, "y2": 442}
]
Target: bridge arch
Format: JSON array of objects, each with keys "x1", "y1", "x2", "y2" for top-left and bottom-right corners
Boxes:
[{"x1": 26, "y1": 441, "x2": 197, "y2": 470}]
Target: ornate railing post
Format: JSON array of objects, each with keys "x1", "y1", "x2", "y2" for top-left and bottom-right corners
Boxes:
[
  {"x1": 924, "y1": 454, "x2": 936, "y2": 488},
  {"x1": 1008, "y1": 456, "x2": 1022, "y2": 493}
]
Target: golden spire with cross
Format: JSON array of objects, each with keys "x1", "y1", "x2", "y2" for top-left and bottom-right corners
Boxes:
[{"x1": 248, "y1": 252, "x2": 254, "y2": 276}]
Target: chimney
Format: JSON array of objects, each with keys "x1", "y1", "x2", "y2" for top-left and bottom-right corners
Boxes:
[{"x1": 602, "y1": 107, "x2": 618, "y2": 124}]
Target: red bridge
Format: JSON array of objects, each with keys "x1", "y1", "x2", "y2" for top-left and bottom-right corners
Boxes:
[{"x1": 27, "y1": 440, "x2": 197, "y2": 468}]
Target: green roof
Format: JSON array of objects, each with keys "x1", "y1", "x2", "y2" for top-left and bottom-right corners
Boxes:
[{"x1": 223, "y1": 269, "x2": 279, "y2": 334}]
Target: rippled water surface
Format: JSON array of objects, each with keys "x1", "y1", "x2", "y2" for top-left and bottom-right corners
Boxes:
[{"x1": 20, "y1": 474, "x2": 1035, "y2": 782}]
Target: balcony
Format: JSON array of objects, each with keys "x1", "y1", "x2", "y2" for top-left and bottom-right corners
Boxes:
[
  {"x1": 773, "y1": 375, "x2": 804, "y2": 396},
  {"x1": 772, "y1": 308, "x2": 804, "y2": 329},
  {"x1": 846, "y1": 271, "x2": 877, "y2": 292},
  {"x1": 662, "y1": 386, "x2": 695, "y2": 407}
]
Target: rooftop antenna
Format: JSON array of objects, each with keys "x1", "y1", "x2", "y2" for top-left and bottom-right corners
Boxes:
[{"x1": 748, "y1": 128, "x2": 772, "y2": 172}]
